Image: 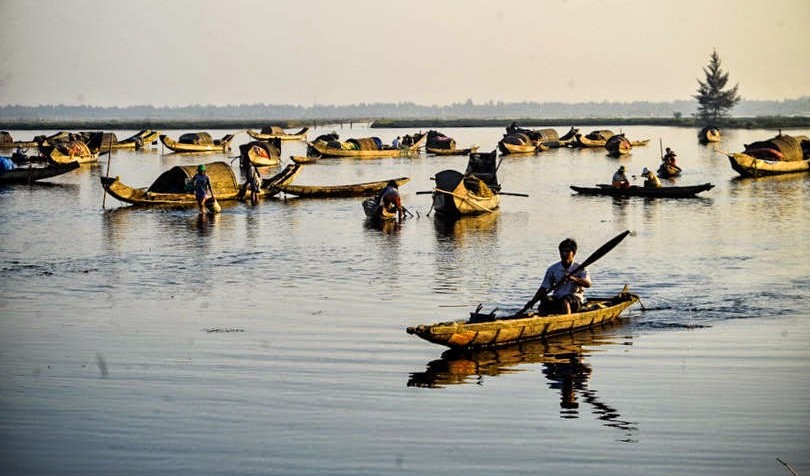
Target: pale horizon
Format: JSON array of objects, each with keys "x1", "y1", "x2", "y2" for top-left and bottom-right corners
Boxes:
[{"x1": 1, "y1": 0, "x2": 808, "y2": 108}]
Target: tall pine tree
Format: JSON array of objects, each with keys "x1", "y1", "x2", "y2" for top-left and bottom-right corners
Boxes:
[{"x1": 694, "y1": 49, "x2": 741, "y2": 124}]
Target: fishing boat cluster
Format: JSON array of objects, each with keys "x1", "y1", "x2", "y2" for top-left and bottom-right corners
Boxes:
[{"x1": 2, "y1": 123, "x2": 809, "y2": 348}]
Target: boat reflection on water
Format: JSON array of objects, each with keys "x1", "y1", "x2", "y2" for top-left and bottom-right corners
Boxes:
[
  {"x1": 408, "y1": 322, "x2": 638, "y2": 440},
  {"x1": 432, "y1": 212, "x2": 499, "y2": 242}
]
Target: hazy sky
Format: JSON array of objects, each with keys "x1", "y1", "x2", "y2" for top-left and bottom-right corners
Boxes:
[{"x1": 1, "y1": 0, "x2": 808, "y2": 107}]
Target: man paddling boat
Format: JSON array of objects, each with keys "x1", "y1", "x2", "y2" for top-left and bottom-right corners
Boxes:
[{"x1": 520, "y1": 238, "x2": 592, "y2": 315}]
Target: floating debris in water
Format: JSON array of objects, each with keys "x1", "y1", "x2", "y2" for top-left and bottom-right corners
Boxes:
[{"x1": 204, "y1": 328, "x2": 245, "y2": 333}]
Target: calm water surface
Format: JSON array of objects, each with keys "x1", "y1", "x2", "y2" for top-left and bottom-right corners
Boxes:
[{"x1": 1, "y1": 125, "x2": 809, "y2": 475}]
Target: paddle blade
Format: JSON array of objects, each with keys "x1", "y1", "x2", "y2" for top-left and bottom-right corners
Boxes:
[{"x1": 577, "y1": 230, "x2": 630, "y2": 270}]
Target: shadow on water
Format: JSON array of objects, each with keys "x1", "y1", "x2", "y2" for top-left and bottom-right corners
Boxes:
[{"x1": 407, "y1": 322, "x2": 638, "y2": 442}]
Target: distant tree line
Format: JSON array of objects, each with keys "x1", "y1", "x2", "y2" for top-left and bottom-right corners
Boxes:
[{"x1": 1, "y1": 98, "x2": 808, "y2": 126}]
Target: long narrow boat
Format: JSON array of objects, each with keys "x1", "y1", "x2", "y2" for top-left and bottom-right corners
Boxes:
[
  {"x1": 246, "y1": 127, "x2": 309, "y2": 141},
  {"x1": 276, "y1": 176, "x2": 409, "y2": 198},
  {"x1": 100, "y1": 162, "x2": 301, "y2": 206},
  {"x1": 159, "y1": 132, "x2": 235, "y2": 153},
  {"x1": 427, "y1": 145, "x2": 480, "y2": 156},
  {"x1": 727, "y1": 152, "x2": 810, "y2": 177},
  {"x1": 113, "y1": 130, "x2": 160, "y2": 149},
  {"x1": 570, "y1": 183, "x2": 714, "y2": 198},
  {"x1": 431, "y1": 151, "x2": 501, "y2": 216},
  {"x1": 308, "y1": 133, "x2": 426, "y2": 158},
  {"x1": 0, "y1": 160, "x2": 80, "y2": 183},
  {"x1": 407, "y1": 286, "x2": 639, "y2": 349}
]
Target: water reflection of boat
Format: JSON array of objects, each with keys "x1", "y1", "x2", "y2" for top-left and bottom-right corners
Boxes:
[
  {"x1": 408, "y1": 324, "x2": 637, "y2": 438},
  {"x1": 432, "y1": 211, "x2": 499, "y2": 238}
]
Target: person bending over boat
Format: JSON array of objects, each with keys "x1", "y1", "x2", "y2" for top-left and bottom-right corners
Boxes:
[
  {"x1": 376, "y1": 180, "x2": 404, "y2": 220},
  {"x1": 611, "y1": 165, "x2": 630, "y2": 188},
  {"x1": 520, "y1": 238, "x2": 592, "y2": 315},
  {"x1": 192, "y1": 164, "x2": 216, "y2": 214},
  {"x1": 641, "y1": 167, "x2": 662, "y2": 188}
]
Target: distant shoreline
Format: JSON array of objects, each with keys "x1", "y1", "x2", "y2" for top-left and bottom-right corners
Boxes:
[{"x1": 1, "y1": 116, "x2": 808, "y2": 131}]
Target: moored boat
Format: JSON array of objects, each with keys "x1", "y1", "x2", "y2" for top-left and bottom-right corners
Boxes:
[
  {"x1": 159, "y1": 132, "x2": 235, "y2": 153},
  {"x1": 240, "y1": 139, "x2": 281, "y2": 167},
  {"x1": 570, "y1": 183, "x2": 714, "y2": 198},
  {"x1": 113, "y1": 129, "x2": 160, "y2": 149},
  {"x1": 728, "y1": 152, "x2": 810, "y2": 177},
  {"x1": 431, "y1": 150, "x2": 501, "y2": 216},
  {"x1": 728, "y1": 133, "x2": 810, "y2": 177},
  {"x1": 276, "y1": 176, "x2": 409, "y2": 198},
  {"x1": 698, "y1": 126, "x2": 721, "y2": 143},
  {"x1": 246, "y1": 126, "x2": 309, "y2": 141},
  {"x1": 45, "y1": 141, "x2": 98, "y2": 164},
  {"x1": 406, "y1": 286, "x2": 639, "y2": 349},
  {"x1": 576, "y1": 130, "x2": 615, "y2": 148},
  {"x1": 605, "y1": 133, "x2": 632, "y2": 156},
  {"x1": 425, "y1": 130, "x2": 479, "y2": 156},
  {"x1": 307, "y1": 133, "x2": 425, "y2": 158}
]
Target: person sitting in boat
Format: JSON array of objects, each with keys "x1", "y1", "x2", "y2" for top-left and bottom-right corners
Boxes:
[
  {"x1": 611, "y1": 165, "x2": 630, "y2": 188},
  {"x1": 392, "y1": 136, "x2": 401, "y2": 149},
  {"x1": 641, "y1": 167, "x2": 662, "y2": 188},
  {"x1": 520, "y1": 238, "x2": 592, "y2": 315},
  {"x1": 376, "y1": 180, "x2": 404, "y2": 220},
  {"x1": 663, "y1": 147, "x2": 677, "y2": 167},
  {"x1": 192, "y1": 164, "x2": 216, "y2": 214}
]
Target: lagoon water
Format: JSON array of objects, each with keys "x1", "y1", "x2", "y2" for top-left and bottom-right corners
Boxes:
[{"x1": 1, "y1": 125, "x2": 809, "y2": 475}]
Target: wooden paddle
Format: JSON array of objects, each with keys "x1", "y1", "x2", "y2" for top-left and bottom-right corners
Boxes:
[{"x1": 516, "y1": 230, "x2": 631, "y2": 316}]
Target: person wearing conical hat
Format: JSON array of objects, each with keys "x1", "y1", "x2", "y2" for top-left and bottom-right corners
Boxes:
[
  {"x1": 611, "y1": 165, "x2": 630, "y2": 188},
  {"x1": 641, "y1": 167, "x2": 662, "y2": 188}
]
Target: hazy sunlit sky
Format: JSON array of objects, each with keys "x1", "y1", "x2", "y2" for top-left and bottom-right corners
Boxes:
[{"x1": 1, "y1": 0, "x2": 808, "y2": 107}]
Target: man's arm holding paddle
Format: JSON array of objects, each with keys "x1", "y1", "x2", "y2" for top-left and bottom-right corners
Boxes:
[{"x1": 518, "y1": 230, "x2": 630, "y2": 315}]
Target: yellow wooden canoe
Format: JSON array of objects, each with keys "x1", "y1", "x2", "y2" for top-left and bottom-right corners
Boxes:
[{"x1": 407, "y1": 287, "x2": 639, "y2": 349}]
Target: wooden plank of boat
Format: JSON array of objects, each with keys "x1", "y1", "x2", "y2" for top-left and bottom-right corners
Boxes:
[
  {"x1": 308, "y1": 133, "x2": 426, "y2": 158},
  {"x1": 570, "y1": 183, "x2": 714, "y2": 198},
  {"x1": 276, "y1": 176, "x2": 409, "y2": 198},
  {"x1": 426, "y1": 145, "x2": 480, "y2": 156},
  {"x1": 728, "y1": 152, "x2": 810, "y2": 177},
  {"x1": 260, "y1": 163, "x2": 303, "y2": 197},
  {"x1": 159, "y1": 133, "x2": 235, "y2": 153},
  {"x1": 246, "y1": 127, "x2": 309, "y2": 141},
  {"x1": 0, "y1": 160, "x2": 80, "y2": 183},
  {"x1": 407, "y1": 288, "x2": 639, "y2": 349}
]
